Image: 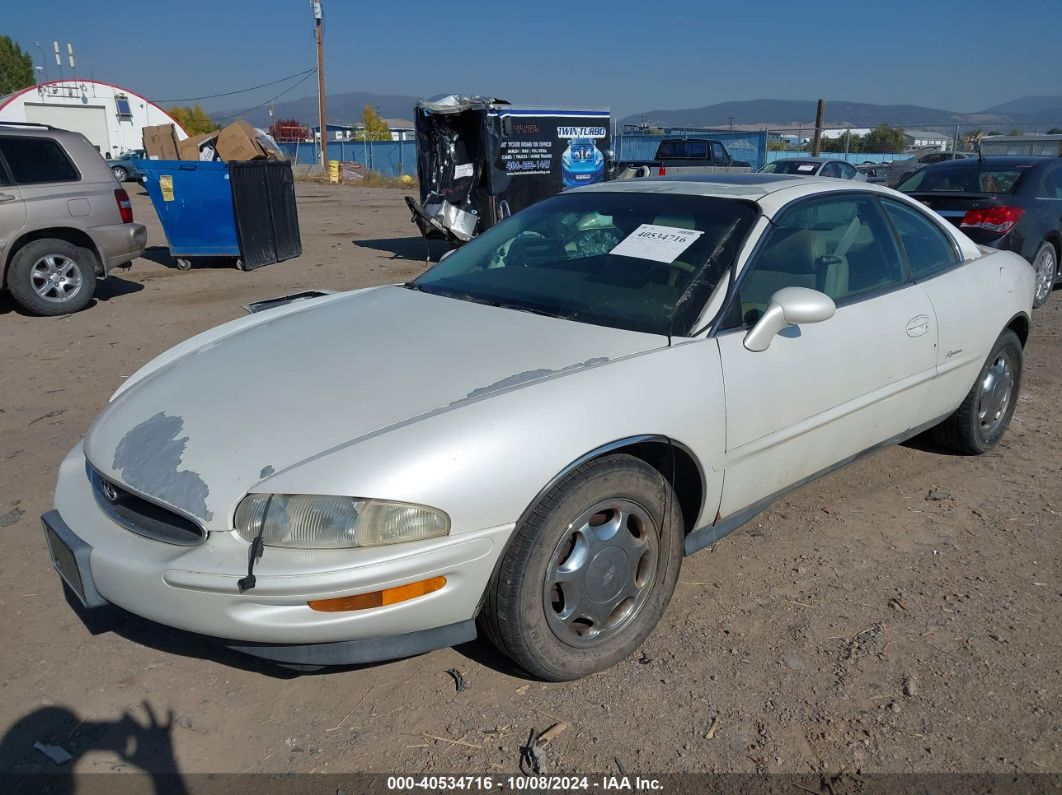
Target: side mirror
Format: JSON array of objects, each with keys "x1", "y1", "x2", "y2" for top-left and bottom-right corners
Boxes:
[{"x1": 743, "y1": 287, "x2": 835, "y2": 352}]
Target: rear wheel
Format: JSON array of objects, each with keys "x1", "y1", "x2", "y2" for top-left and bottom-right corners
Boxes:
[
  {"x1": 1032, "y1": 241, "x2": 1057, "y2": 309},
  {"x1": 7, "y1": 238, "x2": 96, "y2": 316},
  {"x1": 481, "y1": 454, "x2": 683, "y2": 681},
  {"x1": 932, "y1": 330, "x2": 1022, "y2": 454},
  {"x1": 112, "y1": 166, "x2": 128, "y2": 182}
]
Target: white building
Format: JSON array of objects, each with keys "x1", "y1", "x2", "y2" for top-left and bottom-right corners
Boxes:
[
  {"x1": 0, "y1": 79, "x2": 187, "y2": 158},
  {"x1": 904, "y1": 129, "x2": 952, "y2": 151}
]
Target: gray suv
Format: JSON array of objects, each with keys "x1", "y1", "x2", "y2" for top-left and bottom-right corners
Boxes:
[{"x1": 0, "y1": 123, "x2": 147, "y2": 315}]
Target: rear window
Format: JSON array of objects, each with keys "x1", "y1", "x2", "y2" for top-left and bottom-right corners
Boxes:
[
  {"x1": 657, "y1": 140, "x2": 708, "y2": 159},
  {"x1": 0, "y1": 137, "x2": 80, "y2": 184},
  {"x1": 898, "y1": 165, "x2": 1027, "y2": 195}
]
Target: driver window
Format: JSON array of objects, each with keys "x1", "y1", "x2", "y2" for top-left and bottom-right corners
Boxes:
[{"x1": 723, "y1": 195, "x2": 905, "y2": 327}]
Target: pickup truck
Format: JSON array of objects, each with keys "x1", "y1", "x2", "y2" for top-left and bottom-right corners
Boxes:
[{"x1": 614, "y1": 137, "x2": 752, "y2": 179}]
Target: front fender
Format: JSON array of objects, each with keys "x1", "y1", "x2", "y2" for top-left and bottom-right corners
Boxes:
[{"x1": 258, "y1": 339, "x2": 726, "y2": 534}]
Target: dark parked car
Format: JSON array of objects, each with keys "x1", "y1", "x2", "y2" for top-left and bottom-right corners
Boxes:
[
  {"x1": 106, "y1": 149, "x2": 145, "y2": 182},
  {"x1": 758, "y1": 157, "x2": 865, "y2": 180},
  {"x1": 886, "y1": 150, "x2": 972, "y2": 187},
  {"x1": 897, "y1": 156, "x2": 1062, "y2": 307}
]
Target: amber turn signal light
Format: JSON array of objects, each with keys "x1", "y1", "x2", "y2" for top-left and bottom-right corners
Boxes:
[{"x1": 307, "y1": 576, "x2": 446, "y2": 612}]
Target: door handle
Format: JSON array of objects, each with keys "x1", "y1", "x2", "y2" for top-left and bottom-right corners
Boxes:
[
  {"x1": 906, "y1": 314, "x2": 930, "y2": 338},
  {"x1": 0, "y1": 193, "x2": 17, "y2": 203}
]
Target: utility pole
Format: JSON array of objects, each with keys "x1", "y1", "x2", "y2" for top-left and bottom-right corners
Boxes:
[
  {"x1": 312, "y1": 0, "x2": 327, "y2": 172},
  {"x1": 811, "y1": 98, "x2": 825, "y2": 157}
]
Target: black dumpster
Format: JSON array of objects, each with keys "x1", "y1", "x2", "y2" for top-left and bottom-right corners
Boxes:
[{"x1": 229, "y1": 160, "x2": 302, "y2": 270}]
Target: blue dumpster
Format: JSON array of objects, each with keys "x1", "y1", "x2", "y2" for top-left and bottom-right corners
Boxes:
[
  {"x1": 136, "y1": 160, "x2": 240, "y2": 269},
  {"x1": 136, "y1": 159, "x2": 302, "y2": 271}
]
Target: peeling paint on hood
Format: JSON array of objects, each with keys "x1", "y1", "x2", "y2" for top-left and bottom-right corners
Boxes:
[{"x1": 82, "y1": 286, "x2": 665, "y2": 528}]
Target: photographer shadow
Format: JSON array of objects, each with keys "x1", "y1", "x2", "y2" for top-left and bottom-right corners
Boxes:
[{"x1": 0, "y1": 702, "x2": 188, "y2": 794}]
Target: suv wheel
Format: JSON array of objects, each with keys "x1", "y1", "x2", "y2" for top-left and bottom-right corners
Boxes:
[
  {"x1": 112, "y1": 166, "x2": 128, "y2": 182},
  {"x1": 8, "y1": 239, "x2": 96, "y2": 316}
]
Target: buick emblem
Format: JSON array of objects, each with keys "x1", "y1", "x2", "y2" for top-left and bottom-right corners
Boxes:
[{"x1": 101, "y1": 480, "x2": 119, "y2": 502}]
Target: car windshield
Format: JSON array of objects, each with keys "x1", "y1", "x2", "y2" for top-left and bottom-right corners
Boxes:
[
  {"x1": 898, "y1": 164, "x2": 1029, "y2": 194},
  {"x1": 411, "y1": 192, "x2": 758, "y2": 336},
  {"x1": 761, "y1": 160, "x2": 820, "y2": 175}
]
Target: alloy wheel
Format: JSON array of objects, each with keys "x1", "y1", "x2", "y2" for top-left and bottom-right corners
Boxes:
[
  {"x1": 30, "y1": 254, "x2": 83, "y2": 303},
  {"x1": 543, "y1": 499, "x2": 659, "y2": 647}
]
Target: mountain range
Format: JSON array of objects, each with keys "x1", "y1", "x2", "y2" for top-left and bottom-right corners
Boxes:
[
  {"x1": 214, "y1": 92, "x2": 1062, "y2": 130},
  {"x1": 620, "y1": 95, "x2": 1062, "y2": 129}
]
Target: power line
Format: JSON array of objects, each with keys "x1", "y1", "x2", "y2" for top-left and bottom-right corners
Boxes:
[
  {"x1": 155, "y1": 67, "x2": 317, "y2": 103},
  {"x1": 211, "y1": 69, "x2": 318, "y2": 122}
]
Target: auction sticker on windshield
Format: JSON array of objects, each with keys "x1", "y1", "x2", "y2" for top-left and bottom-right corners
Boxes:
[{"x1": 610, "y1": 224, "x2": 704, "y2": 264}]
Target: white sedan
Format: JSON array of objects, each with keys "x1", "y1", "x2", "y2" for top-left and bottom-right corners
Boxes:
[{"x1": 43, "y1": 175, "x2": 1034, "y2": 680}]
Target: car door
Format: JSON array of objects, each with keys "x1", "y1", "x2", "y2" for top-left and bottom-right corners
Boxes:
[
  {"x1": 877, "y1": 196, "x2": 1004, "y2": 420},
  {"x1": 0, "y1": 151, "x2": 27, "y2": 269},
  {"x1": 713, "y1": 193, "x2": 939, "y2": 516}
]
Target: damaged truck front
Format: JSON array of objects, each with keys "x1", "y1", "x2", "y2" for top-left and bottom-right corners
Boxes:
[{"x1": 406, "y1": 95, "x2": 611, "y2": 245}]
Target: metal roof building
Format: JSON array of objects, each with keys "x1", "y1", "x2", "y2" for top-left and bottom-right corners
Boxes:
[{"x1": 0, "y1": 79, "x2": 187, "y2": 158}]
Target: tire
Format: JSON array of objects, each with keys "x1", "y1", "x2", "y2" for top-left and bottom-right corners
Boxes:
[
  {"x1": 481, "y1": 454, "x2": 683, "y2": 681},
  {"x1": 7, "y1": 238, "x2": 96, "y2": 316},
  {"x1": 112, "y1": 166, "x2": 128, "y2": 182},
  {"x1": 1032, "y1": 241, "x2": 1057, "y2": 309},
  {"x1": 931, "y1": 329, "x2": 1023, "y2": 454}
]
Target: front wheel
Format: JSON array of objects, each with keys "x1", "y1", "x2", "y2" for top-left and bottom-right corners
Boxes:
[
  {"x1": 481, "y1": 454, "x2": 683, "y2": 681},
  {"x1": 932, "y1": 329, "x2": 1023, "y2": 454},
  {"x1": 1032, "y1": 241, "x2": 1057, "y2": 309}
]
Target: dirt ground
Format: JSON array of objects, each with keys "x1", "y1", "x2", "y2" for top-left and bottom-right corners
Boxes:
[{"x1": 0, "y1": 181, "x2": 1059, "y2": 781}]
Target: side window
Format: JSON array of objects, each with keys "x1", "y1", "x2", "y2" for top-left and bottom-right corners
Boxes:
[
  {"x1": 821, "y1": 162, "x2": 842, "y2": 178},
  {"x1": 712, "y1": 142, "x2": 726, "y2": 162},
  {"x1": 840, "y1": 163, "x2": 857, "y2": 179},
  {"x1": 880, "y1": 198, "x2": 959, "y2": 279},
  {"x1": 724, "y1": 195, "x2": 905, "y2": 327},
  {"x1": 0, "y1": 138, "x2": 80, "y2": 184},
  {"x1": 1038, "y1": 166, "x2": 1062, "y2": 199}
]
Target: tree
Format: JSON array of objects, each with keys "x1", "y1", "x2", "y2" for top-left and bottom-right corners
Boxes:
[
  {"x1": 1047, "y1": 128, "x2": 1062, "y2": 135},
  {"x1": 819, "y1": 130, "x2": 863, "y2": 153},
  {"x1": 0, "y1": 36, "x2": 33, "y2": 96},
  {"x1": 168, "y1": 104, "x2": 219, "y2": 135},
  {"x1": 360, "y1": 104, "x2": 392, "y2": 141},
  {"x1": 268, "y1": 118, "x2": 309, "y2": 142},
  {"x1": 862, "y1": 124, "x2": 907, "y2": 154},
  {"x1": 1007, "y1": 128, "x2": 1024, "y2": 137},
  {"x1": 767, "y1": 138, "x2": 790, "y2": 151}
]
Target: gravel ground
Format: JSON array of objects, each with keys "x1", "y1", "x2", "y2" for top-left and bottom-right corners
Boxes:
[{"x1": 0, "y1": 182, "x2": 1059, "y2": 780}]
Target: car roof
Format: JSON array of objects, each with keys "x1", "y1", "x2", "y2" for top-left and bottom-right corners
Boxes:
[{"x1": 768, "y1": 156, "x2": 837, "y2": 163}]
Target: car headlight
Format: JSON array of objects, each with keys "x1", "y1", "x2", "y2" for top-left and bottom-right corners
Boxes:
[{"x1": 233, "y1": 494, "x2": 450, "y2": 549}]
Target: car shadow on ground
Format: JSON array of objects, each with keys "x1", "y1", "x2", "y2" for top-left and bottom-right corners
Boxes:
[
  {"x1": 353, "y1": 236, "x2": 451, "y2": 262},
  {"x1": 901, "y1": 430, "x2": 974, "y2": 457},
  {"x1": 0, "y1": 702, "x2": 188, "y2": 791},
  {"x1": 0, "y1": 275, "x2": 144, "y2": 316}
]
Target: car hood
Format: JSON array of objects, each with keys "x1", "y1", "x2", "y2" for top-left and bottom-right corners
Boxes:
[{"x1": 83, "y1": 285, "x2": 665, "y2": 528}]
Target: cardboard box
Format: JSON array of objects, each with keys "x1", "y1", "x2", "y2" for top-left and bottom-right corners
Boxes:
[
  {"x1": 178, "y1": 132, "x2": 218, "y2": 161},
  {"x1": 216, "y1": 120, "x2": 268, "y2": 161},
  {"x1": 142, "y1": 123, "x2": 179, "y2": 160}
]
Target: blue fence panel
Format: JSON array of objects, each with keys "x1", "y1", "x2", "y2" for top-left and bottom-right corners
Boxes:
[{"x1": 276, "y1": 140, "x2": 418, "y2": 176}]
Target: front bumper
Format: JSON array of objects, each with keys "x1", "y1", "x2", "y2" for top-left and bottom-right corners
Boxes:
[
  {"x1": 91, "y1": 222, "x2": 147, "y2": 273},
  {"x1": 49, "y1": 443, "x2": 513, "y2": 663}
]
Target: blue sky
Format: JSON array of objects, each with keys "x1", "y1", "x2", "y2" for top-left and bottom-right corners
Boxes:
[{"x1": 5, "y1": 0, "x2": 1061, "y2": 119}]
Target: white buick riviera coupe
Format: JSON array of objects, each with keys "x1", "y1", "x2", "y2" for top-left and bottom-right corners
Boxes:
[{"x1": 43, "y1": 175, "x2": 1034, "y2": 680}]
